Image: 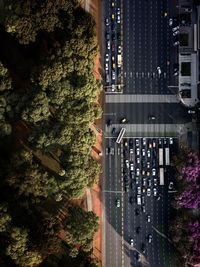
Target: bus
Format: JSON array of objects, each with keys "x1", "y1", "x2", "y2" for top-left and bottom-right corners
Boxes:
[
  {"x1": 159, "y1": 168, "x2": 164, "y2": 185},
  {"x1": 116, "y1": 128, "x2": 126, "y2": 144},
  {"x1": 165, "y1": 148, "x2": 170, "y2": 166},
  {"x1": 159, "y1": 148, "x2": 164, "y2": 166}
]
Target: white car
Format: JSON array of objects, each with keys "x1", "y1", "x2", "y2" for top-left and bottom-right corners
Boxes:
[
  {"x1": 158, "y1": 138, "x2": 162, "y2": 145},
  {"x1": 143, "y1": 178, "x2": 147, "y2": 186},
  {"x1": 157, "y1": 66, "x2": 161, "y2": 75},
  {"x1": 107, "y1": 41, "x2": 111, "y2": 50},
  {"x1": 147, "y1": 215, "x2": 151, "y2": 222},
  {"x1": 142, "y1": 149, "x2": 145, "y2": 157},
  {"x1": 105, "y1": 63, "x2": 109, "y2": 71},
  {"x1": 169, "y1": 18, "x2": 173, "y2": 26},
  {"x1": 137, "y1": 187, "x2": 141, "y2": 195},
  {"x1": 147, "y1": 188, "x2": 151, "y2": 197},
  {"x1": 147, "y1": 150, "x2": 151, "y2": 158},
  {"x1": 169, "y1": 138, "x2": 173, "y2": 145},
  {"x1": 117, "y1": 15, "x2": 120, "y2": 24},
  {"x1": 136, "y1": 148, "x2": 140, "y2": 156},
  {"x1": 172, "y1": 26, "x2": 179, "y2": 32},
  {"x1": 118, "y1": 46, "x2": 122, "y2": 53},
  {"x1": 136, "y1": 168, "x2": 140, "y2": 176},
  {"x1": 136, "y1": 176, "x2": 139, "y2": 185},
  {"x1": 112, "y1": 71, "x2": 115, "y2": 80},
  {"x1": 147, "y1": 162, "x2": 150, "y2": 169},
  {"x1": 105, "y1": 53, "x2": 109, "y2": 62},
  {"x1": 130, "y1": 148, "x2": 134, "y2": 154},
  {"x1": 136, "y1": 157, "x2": 140, "y2": 164},
  {"x1": 125, "y1": 159, "x2": 129, "y2": 168},
  {"x1": 188, "y1": 109, "x2": 196, "y2": 114},
  {"x1": 116, "y1": 198, "x2": 120, "y2": 207},
  {"x1": 130, "y1": 238, "x2": 134, "y2": 247},
  {"x1": 135, "y1": 139, "x2": 140, "y2": 147},
  {"x1": 148, "y1": 179, "x2": 151, "y2": 187},
  {"x1": 130, "y1": 163, "x2": 134, "y2": 171},
  {"x1": 142, "y1": 138, "x2": 146, "y2": 146},
  {"x1": 173, "y1": 41, "x2": 180, "y2": 46},
  {"x1": 105, "y1": 18, "x2": 109, "y2": 26},
  {"x1": 153, "y1": 178, "x2": 157, "y2": 186},
  {"x1": 152, "y1": 140, "x2": 156, "y2": 148},
  {"x1": 173, "y1": 30, "x2": 179, "y2": 36},
  {"x1": 153, "y1": 188, "x2": 157, "y2": 196},
  {"x1": 152, "y1": 169, "x2": 156, "y2": 176}
]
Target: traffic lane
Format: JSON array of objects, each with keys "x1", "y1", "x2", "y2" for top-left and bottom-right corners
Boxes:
[{"x1": 105, "y1": 103, "x2": 191, "y2": 124}]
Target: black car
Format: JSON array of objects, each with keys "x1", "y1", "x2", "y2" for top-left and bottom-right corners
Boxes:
[
  {"x1": 141, "y1": 243, "x2": 146, "y2": 253},
  {"x1": 136, "y1": 226, "x2": 141, "y2": 234},
  {"x1": 130, "y1": 171, "x2": 134, "y2": 179},
  {"x1": 131, "y1": 181, "x2": 134, "y2": 190},
  {"x1": 135, "y1": 208, "x2": 140, "y2": 216},
  {"x1": 124, "y1": 175, "x2": 129, "y2": 185},
  {"x1": 111, "y1": 127, "x2": 116, "y2": 134},
  {"x1": 107, "y1": 119, "x2": 112, "y2": 127},
  {"x1": 129, "y1": 196, "x2": 134, "y2": 204},
  {"x1": 129, "y1": 138, "x2": 133, "y2": 147}
]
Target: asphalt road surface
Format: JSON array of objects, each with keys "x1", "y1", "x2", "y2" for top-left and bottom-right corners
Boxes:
[{"x1": 102, "y1": 0, "x2": 185, "y2": 267}]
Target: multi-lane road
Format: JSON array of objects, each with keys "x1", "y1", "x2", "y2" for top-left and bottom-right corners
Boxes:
[{"x1": 102, "y1": 0, "x2": 193, "y2": 267}]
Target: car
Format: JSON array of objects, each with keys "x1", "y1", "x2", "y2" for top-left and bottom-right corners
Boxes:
[
  {"x1": 111, "y1": 1, "x2": 115, "y2": 7},
  {"x1": 130, "y1": 163, "x2": 134, "y2": 171},
  {"x1": 148, "y1": 179, "x2": 151, "y2": 187},
  {"x1": 105, "y1": 63, "x2": 109, "y2": 71},
  {"x1": 164, "y1": 138, "x2": 167, "y2": 145},
  {"x1": 130, "y1": 148, "x2": 134, "y2": 154},
  {"x1": 118, "y1": 45, "x2": 122, "y2": 53},
  {"x1": 136, "y1": 157, "x2": 140, "y2": 164},
  {"x1": 147, "y1": 162, "x2": 150, "y2": 169},
  {"x1": 152, "y1": 168, "x2": 156, "y2": 176},
  {"x1": 135, "y1": 139, "x2": 140, "y2": 147},
  {"x1": 188, "y1": 109, "x2": 196, "y2": 114},
  {"x1": 130, "y1": 171, "x2": 134, "y2": 179},
  {"x1": 147, "y1": 215, "x2": 151, "y2": 222},
  {"x1": 172, "y1": 26, "x2": 179, "y2": 32},
  {"x1": 105, "y1": 53, "x2": 109, "y2": 62},
  {"x1": 112, "y1": 71, "x2": 115, "y2": 80},
  {"x1": 136, "y1": 168, "x2": 140, "y2": 176},
  {"x1": 124, "y1": 184, "x2": 129, "y2": 192},
  {"x1": 129, "y1": 139, "x2": 133, "y2": 147},
  {"x1": 142, "y1": 149, "x2": 145, "y2": 157},
  {"x1": 137, "y1": 195, "x2": 141, "y2": 205},
  {"x1": 173, "y1": 41, "x2": 180, "y2": 46},
  {"x1": 136, "y1": 148, "x2": 140, "y2": 156},
  {"x1": 137, "y1": 187, "x2": 141, "y2": 195},
  {"x1": 142, "y1": 138, "x2": 146, "y2": 146},
  {"x1": 106, "y1": 119, "x2": 112, "y2": 127},
  {"x1": 173, "y1": 71, "x2": 179, "y2": 76},
  {"x1": 158, "y1": 138, "x2": 162, "y2": 146},
  {"x1": 121, "y1": 117, "x2": 127, "y2": 123},
  {"x1": 153, "y1": 188, "x2": 157, "y2": 196},
  {"x1": 153, "y1": 178, "x2": 157, "y2": 186},
  {"x1": 136, "y1": 226, "x2": 141, "y2": 234},
  {"x1": 152, "y1": 140, "x2": 156, "y2": 148},
  {"x1": 157, "y1": 195, "x2": 161, "y2": 201},
  {"x1": 141, "y1": 205, "x2": 146, "y2": 213},
  {"x1": 169, "y1": 18, "x2": 173, "y2": 26},
  {"x1": 148, "y1": 115, "x2": 156, "y2": 121},
  {"x1": 117, "y1": 7, "x2": 120, "y2": 14},
  {"x1": 142, "y1": 195, "x2": 145, "y2": 204},
  {"x1": 169, "y1": 181, "x2": 174, "y2": 190},
  {"x1": 135, "y1": 176, "x2": 139, "y2": 185},
  {"x1": 111, "y1": 127, "x2": 116, "y2": 134},
  {"x1": 136, "y1": 252, "x2": 141, "y2": 262},
  {"x1": 147, "y1": 188, "x2": 151, "y2": 196},
  {"x1": 117, "y1": 15, "x2": 120, "y2": 24},
  {"x1": 116, "y1": 198, "x2": 120, "y2": 207},
  {"x1": 142, "y1": 170, "x2": 145, "y2": 176},
  {"x1": 105, "y1": 18, "x2": 109, "y2": 26},
  {"x1": 124, "y1": 140, "x2": 128, "y2": 147},
  {"x1": 130, "y1": 196, "x2": 134, "y2": 204},
  {"x1": 173, "y1": 30, "x2": 179, "y2": 36},
  {"x1": 124, "y1": 175, "x2": 128, "y2": 184},
  {"x1": 141, "y1": 160, "x2": 145, "y2": 168},
  {"x1": 157, "y1": 66, "x2": 161, "y2": 75},
  {"x1": 169, "y1": 138, "x2": 173, "y2": 145},
  {"x1": 130, "y1": 238, "x2": 134, "y2": 247},
  {"x1": 148, "y1": 234, "x2": 152, "y2": 243},
  {"x1": 107, "y1": 41, "x2": 111, "y2": 50},
  {"x1": 164, "y1": 11, "x2": 168, "y2": 17},
  {"x1": 111, "y1": 13, "x2": 115, "y2": 20},
  {"x1": 107, "y1": 147, "x2": 114, "y2": 155},
  {"x1": 125, "y1": 159, "x2": 129, "y2": 168},
  {"x1": 147, "y1": 171, "x2": 150, "y2": 176},
  {"x1": 135, "y1": 208, "x2": 140, "y2": 216},
  {"x1": 152, "y1": 159, "x2": 156, "y2": 167},
  {"x1": 142, "y1": 187, "x2": 146, "y2": 194},
  {"x1": 131, "y1": 181, "x2": 134, "y2": 189},
  {"x1": 147, "y1": 150, "x2": 151, "y2": 157},
  {"x1": 143, "y1": 178, "x2": 147, "y2": 186},
  {"x1": 141, "y1": 243, "x2": 146, "y2": 253}
]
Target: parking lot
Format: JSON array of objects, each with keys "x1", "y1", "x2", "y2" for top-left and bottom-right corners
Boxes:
[{"x1": 104, "y1": 136, "x2": 177, "y2": 267}]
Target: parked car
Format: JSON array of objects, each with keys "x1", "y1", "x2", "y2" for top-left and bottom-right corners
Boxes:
[
  {"x1": 111, "y1": 127, "x2": 116, "y2": 134},
  {"x1": 136, "y1": 226, "x2": 141, "y2": 234},
  {"x1": 169, "y1": 138, "x2": 173, "y2": 144},
  {"x1": 153, "y1": 178, "x2": 157, "y2": 186},
  {"x1": 130, "y1": 196, "x2": 134, "y2": 204},
  {"x1": 142, "y1": 149, "x2": 145, "y2": 157},
  {"x1": 148, "y1": 115, "x2": 156, "y2": 121},
  {"x1": 147, "y1": 215, "x2": 151, "y2": 222},
  {"x1": 148, "y1": 234, "x2": 152, "y2": 243},
  {"x1": 130, "y1": 163, "x2": 134, "y2": 171},
  {"x1": 169, "y1": 181, "x2": 174, "y2": 190},
  {"x1": 136, "y1": 148, "x2": 140, "y2": 156},
  {"x1": 135, "y1": 176, "x2": 139, "y2": 185},
  {"x1": 142, "y1": 138, "x2": 146, "y2": 146},
  {"x1": 135, "y1": 139, "x2": 140, "y2": 147},
  {"x1": 147, "y1": 150, "x2": 151, "y2": 157},
  {"x1": 169, "y1": 18, "x2": 173, "y2": 26},
  {"x1": 116, "y1": 198, "x2": 120, "y2": 207},
  {"x1": 136, "y1": 168, "x2": 140, "y2": 176},
  {"x1": 125, "y1": 159, "x2": 129, "y2": 168},
  {"x1": 121, "y1": 117, "x2": 127, "y2": 123},
  {"x1": 172, "y1": 26, "x2": 179, "y2": 32},
  {"x1": 147, "y1": 188, "x2": 151, "y2": 196},
  {"x1": 152, "y1": 168, "x2": 156, "y2": 176},
  {"x1": 153, "y1": 188, "x2": 157, "y2": 196},
  {"x1": 130, "y1": 238, "x2": 134, "y2": 247}
]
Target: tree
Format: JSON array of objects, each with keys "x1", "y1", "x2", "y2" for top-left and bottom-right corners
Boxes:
[
  {"x1": 0, "y1": 203, "x2": 12, "y2": 232},
  {"x1": 0, "y1": 63, "x2": 12, "y2": 91},
  {"x1": 63, "y1": 206, "x2": 98, "y2": 248}
]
